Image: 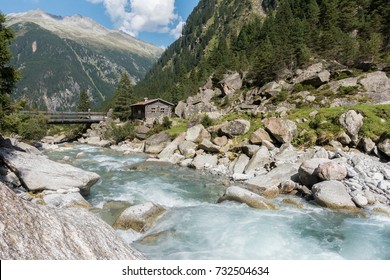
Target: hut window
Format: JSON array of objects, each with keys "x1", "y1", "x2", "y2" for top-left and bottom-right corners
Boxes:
[
  {"x1": 151, "y1": 107, "x2": 156, "y2": 113},
  {"x1": 160, "y1": 107, "x2": 165, "y2": 113}
]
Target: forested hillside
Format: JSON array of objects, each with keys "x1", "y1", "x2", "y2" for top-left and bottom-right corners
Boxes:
[{"x1": 133, "y1": 0, "x2": 389, "y2": 103}]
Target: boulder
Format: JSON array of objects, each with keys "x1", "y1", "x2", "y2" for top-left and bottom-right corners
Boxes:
[
  {"x1": 217, "y1": 186, "x2": 276, "y2": 210},
  {"x1": 263, "y1": 118, "x2": 297, "y2": 144},
  {"x1": 198, "y1": 139, "x2": 221, "y2": 153},
  {"x1": 300, "y1": 70, "x2": 331, "y2": 87},
  {"x1": 278, "y1": 180, "x2": 299, "y2": 194},
  {"x1": 175, "y1": 101, "x2": 187, "y2": 118},
  {"x1": 158, "y1": 133, "x2": 186, "y2": 159},
  {"x1": 185, "y1": 124, "x2": 210, "y2": 143},
  {"x1": 213, "y1": 136, "x2": 228, "y2": 147},
  {"x1": 0, "y1": 136, "x2": 41, "y2": 155},
  {"x1": 360, "y1": 137, "x2": 376, "y2": 154},
  {"x1": 298, "y1": 158, "x2": 332, "y2": 187},
  {"x1": 43, "y1": 192, "x2": 91, "y2": 209},
  {"x1": 294, "y1": 62, "x2": 325, "y2": 84},
  {"x1": 359, "y1": 71, "x2": 390, "y2": 103},
  {"x1": 249, "y1": 128, "x2": 273, "y2": 145},
  {"x1": 178, "y1": 141, "x2": 197, "y2": 159},
  {"x1": 316, "y1": 161, "x2": 348, "y2": 181},
  {"x1": 219, "y1": 72, "x2": 243, "y2": 96},
  {"x1": 242, "y1": 145, "x2": 260, "y2": 158},
  {"x1": 352, "y1": 194, "x2": 368, "y2": 208},
  {"x1": 312, "y1": 181, "x2": 358, "y2": 210},
  {"x1": 144, "y1": 132, "x2": 171, "y2": 154},
  {"x1": 0, "y1": 182, "x2": 144, "y2": 260},
  {"x1": 378, "y1": 137, "x2": 390, "y2": 157},
  {"x1": 339, "y1": 110, "x2": 364, "y2": 144},
  {"x1": 0, "y1": 148, "x2": 100, "y2": 195},
  {"x1": 244, "y1": 146, "x2": 270, "y2": 175},
  {"x1": 191, "y1": 154, "x2": 218, "y2": 170},
  {"x1": 233, "y1": 154, "x2": 250, "y2": 174},
  {"x1": 113, "y1": 202, "x2": 166, "y2": 233},
  {"x1": 337, "y1": 132, "x2": 352, "y2": 145},
  {"x1": 219, "y1": 119, "x2": 251, "y2": 138}
]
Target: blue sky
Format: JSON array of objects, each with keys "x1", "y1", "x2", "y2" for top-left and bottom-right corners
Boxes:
[{"x1": 0, "y1": 0, "x2": 199, "y2": 47}]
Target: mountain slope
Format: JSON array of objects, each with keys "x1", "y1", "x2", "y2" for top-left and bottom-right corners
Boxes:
[{"x1": 6, "y1": 10, "x2": 163, "y2": 111}]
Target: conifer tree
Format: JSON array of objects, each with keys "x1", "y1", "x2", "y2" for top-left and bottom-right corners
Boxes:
[
  {"x1": 112, "y1": 73, "x2": 134, "y2": 121},
  {"x1": 77, "y1": 89, "x2": 90, "y2": 112}
]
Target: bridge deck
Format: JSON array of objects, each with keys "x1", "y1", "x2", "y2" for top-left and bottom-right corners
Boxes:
[{"x1": 20, "y1": 111, "x2": 106, "y2": 124}]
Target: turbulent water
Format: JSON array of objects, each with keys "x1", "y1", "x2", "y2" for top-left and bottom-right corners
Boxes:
[{"x1": 46, "y1": 144, "x2": 390, "y2": 260}]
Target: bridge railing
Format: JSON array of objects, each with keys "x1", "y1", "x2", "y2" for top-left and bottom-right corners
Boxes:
[{"x1": 19, "y1": 111, "x2": 107, "y2": 124}]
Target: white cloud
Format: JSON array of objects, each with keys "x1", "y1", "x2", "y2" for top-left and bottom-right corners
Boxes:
[{"x1": 87, "y1": 0, "x2": 182, "y2": 38}]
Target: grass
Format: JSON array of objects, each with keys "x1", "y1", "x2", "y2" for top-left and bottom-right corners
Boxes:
[{"x1": 165, "y1": 118, "x2": 188, "y2": 138}]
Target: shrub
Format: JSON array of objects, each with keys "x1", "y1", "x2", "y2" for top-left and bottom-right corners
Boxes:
[
  {"x1": 18, "y1": 114, "x2": 48, "y2": 141},
  {"x1": 162, "y1": 116, "x2": 172, "y2": 129},
  {"x1": 200, "y1": 114, "x2": 213, "y2": 128},
  {"x1": 339, "y1": 86, "x2": 359, "y2": 96},
  {"x1": 106, "y1": 122, "x2": 135, "y2": 144}
]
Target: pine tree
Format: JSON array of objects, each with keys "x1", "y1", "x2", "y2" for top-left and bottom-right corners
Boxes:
[
  {"x1": 77, "y1": 89, "x2": 90, "y2": 112},
  {"x1": 112, "y1": 73, "x2": 134, "y2": 121}
]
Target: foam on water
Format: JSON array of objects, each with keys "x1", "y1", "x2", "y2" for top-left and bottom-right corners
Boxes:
[{"x1": 46, "y1": 145, "x2": 390, "y2": 260}]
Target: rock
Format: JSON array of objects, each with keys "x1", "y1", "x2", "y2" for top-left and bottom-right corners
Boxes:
[
  {"x1": 0, "y1": 182, "x2": 144, "y2": 260},
  {"x1": 249, "y1": 128, "x2": 273, "y2": 145},
  {"x1": 244, "y1": 146, "x2": 270, "y2": 175},
  {"x1": 217, "y1": 186, "x2": 276, "y2": 210},
  {"x1": 0, "y1": 167, "x2": 21, "y2": 188},
  {"x1": 144, "y1": 132, "x2": 171, "y2": 154},
  {"x1": 158, "y1": 133, "x2": 186, "y2": 159},
  {"x1": 213, "y1": 136, "x2": 228, "y2": 147},
  {"x1": 278, "y1": 180, "x2": 298, "y2": 194},
  {"x1": 260, "y1": 81, "x2": 283, "y2": 98},
  {"x1": 0, "y1": 148, "x2": 100, "y2": 195},
  {"x1": 282, "y1": 198, "x2": 303, "y2": 208},
  {"x1": 231, "y1": 173, "x2": 253, "y2": 181},
  {"x1": 191, "y1": 154, "x2": 218, "y2": 170},
  {"x1": 378, "y1": 180, "x2": 390, "y2": 191},
  {"x1": 337, "y1": 132, "x2": 352, "y2": 145},
  {"x1": 316, "y1": 161, "x2": 348, "y2": 181},
  {"x1": 294, "y1": 62, "x2": 324, "y2": 84},
  {"x1": 218, "y1": 72, "x2": 243, "y2": 96},
  {"x1": 219, "y1": 119, "x2": 251, "y2": 138},
  {"x1": 378, "y1": 137, "x2": 390, "y2": 157},
  {"x1": 175, "y1": 101, "x2": 187, "y2": 118},
  {"x1": 198, "y1": 139, "x2": 221, "y2": 153},
  {"x1": 352, "y1": 194, "x2": 368, "y2": 208},
  {"x1": 113, "y1": 202, "x2": 166, "y2": 233},
  {"x1": 300, "y1": 70, "x2": 331, "y2": 87},
  {"x1": 242, "y1": 145, "x2": 260, "y2": 158},
  {"x1": 185, "y1": 124, "x2": 210, "y2": 143},
  {"x1": 233, "y1": 154, "x2": 250, "y2": 174},
  {"x1": 312, "y1": 181, "x2": 357, "y2": 210},
  {"x1": 360, "y1": 137, "x2": 376, "y2": 154},
  {"x1": 373, "y1": 206, "x2": 390, "y2": 217},
  {"x1": 43, "y1": 192, "x2": 91, "y2": 209},
  {"x1": 263, "y1": 118, "x2": 298, "y2": 144},
  {"x1": 247, "y1": 163, "x2": 299, "y2": 198},
  {"x1": 178, "y1": 141, "x2": 197, "y2": 158},
  {"x1": 359, "y1": 71, "x2": 390, "y2": 103},
  {"x1": 298, "y1": 158, "x2": 332, "y2": 187},
  {"x1": 0, "y1": 136, "x2": 41, "y2": 155},
  {"x1": 339, "y1": 110, "x2": 364, "y2": 144}
]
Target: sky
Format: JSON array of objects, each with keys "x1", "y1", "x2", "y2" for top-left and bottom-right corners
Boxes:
[{"x1": 0, "y1": 0, "x2": 199, "y2": 47}]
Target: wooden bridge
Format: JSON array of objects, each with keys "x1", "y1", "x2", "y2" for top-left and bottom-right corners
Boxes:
[{"x1": 20, "y1": 111, "x2": 107, "y2": 124}]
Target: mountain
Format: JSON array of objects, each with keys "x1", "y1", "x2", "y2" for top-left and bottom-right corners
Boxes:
[
  {"x1": 133, "y1": 0, "x2": 389, "y2": 103},
  {"x1": 6, "y1": 9, "x2": 163, "y2": 111}
]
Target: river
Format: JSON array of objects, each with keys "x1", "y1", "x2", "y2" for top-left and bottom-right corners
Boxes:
[{"x1": 46, "y1": 144, "x2": 390, "y2": 260}]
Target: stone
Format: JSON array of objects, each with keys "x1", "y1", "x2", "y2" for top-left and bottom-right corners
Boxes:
[
  {"x1": 158, "y1": 133, "x2": 186, "y2": 159},
  {"x1": 300, "y1": 70, "x2": 331, "y2": 88},
  {"x1": 360, "y1": 137, "x2": 376, "y2": 154},
  {"x1": 244, "y1": 146, "x2": 270, "y2": 175},
  {"x1": 339, "y1": 110, "x2": 364, "y2": 144},
  {"x1": 0, "y1": 148, "x2": 100, "y2": 195},
  {"x1": 213, "y1": 136, "x2": 228, "y2": 147},
  {"x1": 0, "y1": 136, "x2": 41, "y2": 155},
  {"x1": 198, "y1": 139, "x2": 221, "y2": 153},
  {"x1": 359, "y1": 71, "x2": 390, "y2": 103},
  {"x1": 178, "y1": 141, "x2": 197, "y2": 159},
  {"x1": 278, "y1": 180, "x2": 298, "y2": 194},
  {"x1": 263, "y1": 118, "x2": 298, "y2": 144},
  {"x1": 219, "y1": 119, "x2": 251, "y2": 138},
  {"x1": 352, "y1": 194, "x2": 368, "y2": 208},
  {"x1": 378, "y1": 180, "x2": 390, "y2": 191},
  {"x1": 298, "y1": 158, "x2": 332, "y2": 187},
  {"x1": 43, "y1": 192, "x2": 91, "y2": 209},
  {"x1": 378, "y1": 137, "x2": 390, "y2": 157},
  {"x1": 364, "y1": 189, "x2": 376, "y2": 205},
  {"x1": 217, "y1": 186, "x2": 276, "y2": 210},
  {"x1": 337, "y1": 132, "x2": 352, "y2": 145},
  {"x1": 316, "y1": 161, "x2": 348, "y2": 181},
  {"x1": 282, "y1": 198, "x2": 304, "y2": 208},
  {"x1": 219, "y1": 72, "x2": 243, "y2": 96},
  {"x1": 249, "y1": 128, "x2": 273, "y2": 145},
  {"x1": 294, "y1": 62, "x2": 324, "y2": 84},
  {"x1": 113, "y1": 202, "x2": 166, "y2": 233},
  {"x1": 0, "y1": 182, "x2": 144, "y2": 260},
  {"x1": 242, "y1": 145, "x2": 260, "y2": 158},
  {"x1": 233, "y1": 154, "x2": 250, "y2": 174},
  {"x1": 312, "y1": 181, "x2": 357, "y2": 210},
  {"x1": 185, "y1": 124, "x2": 210, "y2": 143},
  {"x1": 144, "y1": 132, "x2": 171, "y2": 154},
  {"x1": 175, "y1": 101, "x2": 187, "y2": 118},
  {"x1": 191, "y1": 154, "x2": 218, "y2": 170}
]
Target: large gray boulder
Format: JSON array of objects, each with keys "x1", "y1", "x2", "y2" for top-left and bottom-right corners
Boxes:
[
  {"x1": 298, "y1": 158, "x2": 332, "y2": 187},
  {"x1": 0, "y1": 148, "x2": 100, "y2": 195},
  {"x1": 191, "y1": 154, "x2": 218, "y2": 170},
  {"x1": 219, "y1": 119, "x2": 251, "y2": 138},
  {"x1": 244, "y1": 146, "x2": 270, "y2": 175},
  {"x1": 378, "y1": 137, "x2": 390, "y2": 157},
  {"x1": 144, "y1": 132, "x2": 171, "y2": 154},
  {"x1": 175, "y1": 101, "x2": 187, "y2": 118},
  {"x1": 233, "y1": 154, "x2": 250, "y2": 174},
  {"x1": 113, "y1": 202, "x2": 166, "y2": 233},
  {"x1": 339, "y1": 110, "x2": 364, "y2": 144},
  {"x1": 316, "y1": 161, "x2": 348, "y2": 181},
  {"x1": 158, "y1": 133, "x2": 186, "y2": 159},
  {"x1": 312, "y1": 181, "x2": 357, "y2": 210},
  {"x1": 217, "y1": 186, "x2": 276, "y2": 210},
  {"x1": 43, "y1": 192, "x2": 92, "y2": 209},
  {"x1": 198, "y1": 139, "x2": 221, "y2": 153},
  {"x1": 0, "y1": 182, "x2": 144, "y2": 260},
  {"x1": 249, "y1": 128, "x2": 273, "y2": 145},
  {"x1": 300, "y1": 70, "x2": 331, "y2": 87},
  {"x1": 219, "y1": 72, "x2": 243, "y2": 96},
  {"x1": 263, "y1": 118, "x2": 298, "y2": 144},
  {"x1": 178, "y1": 141, "x2": 197, "y2": 158},
  {"x1": 0, "y1": 136, "x2": 41, "y2": 155},
  {"x1": 185, "y1": 124, "x2": 210, "y2": 143},
  {"x1": 359, "y1": 71, "x2": 390, "y2": 103}
]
